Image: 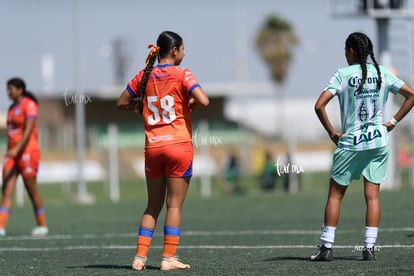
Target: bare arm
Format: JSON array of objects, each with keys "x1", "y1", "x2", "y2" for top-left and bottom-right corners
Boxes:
[
  {"x1": 117, "y1": 89, "x2": 141, "y2": 112},
  {"x1": 7, "y1": 118, "x2": 36, "y2": 158},
  {"x1": 190, "y1": 87, "x2": 209, "y2": 108},
  {"x1": 314, "y1": 90, "x2": 342, "y2": 145},
  {"x1": 384, "y1": 84, "x2": 414, "y2": 132}
]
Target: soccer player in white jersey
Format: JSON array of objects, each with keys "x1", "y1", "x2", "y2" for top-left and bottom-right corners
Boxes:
[{"x1": 311, "y1": 32, "x2": 414, "y2": 261}]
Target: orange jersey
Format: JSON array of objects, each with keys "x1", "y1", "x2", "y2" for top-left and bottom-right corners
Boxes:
[
  {"x1": 127, "y1": 64, "x2": 200, "y2": 148},
  {"x1": 7, "y1": 97, "x2": 39, "y2": 151}
]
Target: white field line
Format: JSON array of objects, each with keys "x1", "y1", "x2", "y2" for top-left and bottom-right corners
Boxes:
[
  {"x1": 1, "y1": 227, "x2": 414, "y2": 241},
  {"x1": 1, "y1": 244, "x2": 414, "y2": 252}
]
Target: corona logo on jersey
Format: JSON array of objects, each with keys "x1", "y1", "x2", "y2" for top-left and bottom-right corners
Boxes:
[{"x1": 348, "y1": 75, "x2": 380, "y2": 89}]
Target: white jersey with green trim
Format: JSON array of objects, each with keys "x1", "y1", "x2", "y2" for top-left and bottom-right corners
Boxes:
[{"x1": 325, "y1": 64, "x2": 404, "y2": 151}]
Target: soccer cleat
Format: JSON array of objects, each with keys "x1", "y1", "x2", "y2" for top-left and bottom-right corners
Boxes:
[
  {"x1": 362, "y1": 247, "x2": 376, "y2": 261},
  {"x1": 160, "y1": 256, "x2": 190, "y2": 270},
  {"x1": 0, "y1": 228, "x2": 5, "y2": 237},
  {"x1": 310, "y1": 245, "x2": 334, "y2": 261},
  {"x1": 31, "y1": 226, "x2": 48, "y2": 237},
  {"x1": 132, "y1": 256, "x2": 147, "y2": 271}
]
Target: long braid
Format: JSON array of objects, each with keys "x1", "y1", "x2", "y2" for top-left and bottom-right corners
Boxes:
[
  {"x1": 138, "y1": 45, "x2": 159, "y2": 101},
  {"x1": 355, "y1": 35, "x2": 369, "y2": 92},
  {"x1": 367, "y1": 37, "x2": 382, "y2": 90}
]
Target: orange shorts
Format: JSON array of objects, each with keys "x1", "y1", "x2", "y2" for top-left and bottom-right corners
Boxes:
[
  {"x1": 145, "y1": 142, "x2": 193, "y2": 178},
  {"x1": 3, "y1": 150, "x2": 40, "y2": 178}
]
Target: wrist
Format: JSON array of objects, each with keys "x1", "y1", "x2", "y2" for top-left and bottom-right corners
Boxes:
[{"x1": 389, "y1": 117, "x2": 398, "y2": 126}]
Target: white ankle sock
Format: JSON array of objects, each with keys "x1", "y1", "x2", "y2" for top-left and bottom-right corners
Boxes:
[
  {"x1": 364, "y1": 226, "x2": 378, "y2": 248},
  {"x1": 320, "y1": 225, "x2": 336, "y2": 249}
]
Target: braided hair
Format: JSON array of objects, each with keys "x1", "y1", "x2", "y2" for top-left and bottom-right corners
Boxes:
[
  {"x1": 345, "y1": 32, "x2": 382, "y2": 92},
  {"x1": 137, "y1": 48, "x2": 158, "y2": 101},
  {"x1": 137, "y1": 31, "x2": 183, "y2": 101}
]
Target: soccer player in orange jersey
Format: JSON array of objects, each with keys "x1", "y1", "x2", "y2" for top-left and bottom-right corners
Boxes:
[
  {"x1": 118, "y1": 31, "x2": 209, "y2": 271},
  {"x1": 0, "y1": 78, "x2": 48, "y2": 237}
]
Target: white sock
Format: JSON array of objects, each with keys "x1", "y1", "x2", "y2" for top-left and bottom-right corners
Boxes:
[
  {"x1": 364, "y1": 226, "x2": 378, "y2": 248},
  {"x1": 320, "y1": 225, "x2": 336, "y2": 249}
]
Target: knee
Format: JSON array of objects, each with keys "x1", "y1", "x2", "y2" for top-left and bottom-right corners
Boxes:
[
  {"x1": 2, "y1": 185, "x2": 14, "y2": 198},
  {"x1": 364, "y1": 192, "x2": 379, "y2": 202},
  {"x1": 145, "y1": 204, "x2": 163, "y2": 218}
]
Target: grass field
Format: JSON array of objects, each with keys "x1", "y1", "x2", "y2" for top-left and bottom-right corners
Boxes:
[{"x1": 0, "y1": 177, "x2": 413, "y2": 275}]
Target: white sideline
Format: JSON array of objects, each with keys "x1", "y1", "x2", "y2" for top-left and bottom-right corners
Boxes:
[
  {"x1": 1, "y1": 227, "x2": 414, "y2": 241},
  {"x1": 1, "y1": 244, "x2": 414, "y2": 252}
]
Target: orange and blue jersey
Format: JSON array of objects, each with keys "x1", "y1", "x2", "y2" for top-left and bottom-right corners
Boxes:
[
  {"x1": 127, "y1": 64, "x2": 200, "y2": 148},
  {"x1": 7, "y1": 96, "x2": 39, "y2": 152}
]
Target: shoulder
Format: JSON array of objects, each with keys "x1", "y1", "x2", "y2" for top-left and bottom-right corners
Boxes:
[
  {"x1": 131, "y1": 69, "x2": 145, "y2": 79},
  {"x1": 174, "y1": 66, "x2": 192, "y2": 74},
  {"x1": 22, "y1": 97, "x2": 37, "y2": 107},
  {"x1": 337, "y1": 65, "x2": 358, "y2": 74}
]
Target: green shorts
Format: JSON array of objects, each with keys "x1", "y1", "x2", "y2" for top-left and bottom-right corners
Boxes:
[{"x1": 331, "y1": 146, "x2": 389, "y2": 186}]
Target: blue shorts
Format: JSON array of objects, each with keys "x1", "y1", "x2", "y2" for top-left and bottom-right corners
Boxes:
[{"x1": 331, "y1": 146, "x2": 389, "y2": 186}]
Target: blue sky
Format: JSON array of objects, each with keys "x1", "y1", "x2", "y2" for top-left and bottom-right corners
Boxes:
[{"x1": 2, "y1": 0, "x2": 412, "y2": 111}]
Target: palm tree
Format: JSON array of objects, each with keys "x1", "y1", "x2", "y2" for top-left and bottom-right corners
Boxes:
[
  {"x1": 256, "y1": 14, "x2": 299, "y2": 193},
  {"x1": 256, "y1": 14, "x2": 298, "y2": 84}
]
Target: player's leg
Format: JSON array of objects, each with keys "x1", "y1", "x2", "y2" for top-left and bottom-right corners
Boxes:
[
  {"x1": 133, "y1": 177, "x2": 166, "y2": 270},
  {"x1": 324, "y1": 178, "x2": 348, "y2": 227},
  {"x1": 0, "y1": 158, "x2": 19, "y2": 236},
  {"x1": 362, "y1": 178, "x2": 380, "y2": 261},
  {"x1": 18, "y1": 151, "x2": 47, "y2": 236},
  {"x1": 160, "y1": 142, "x2": 192, "y2": 270},
  {"x1": 133, "y1": 147, "x2": 167, "y2": 270},
  {"x1": 161, "y1": 176, "x2": 191, "y2": 270},
  {"x1": 310, "y1": 178, "x2": 347, "y2": 261},
  {"x1": 361, "y1": 146, "x2": 388, "y2": 261},
  {"x1": 22, "y1": 176, "x2": 48, "y2": 236}
]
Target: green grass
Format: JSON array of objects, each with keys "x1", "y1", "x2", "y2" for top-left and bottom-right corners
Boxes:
[{"x1": 1, "y1": 177, "x2": 414, "y2": 275}]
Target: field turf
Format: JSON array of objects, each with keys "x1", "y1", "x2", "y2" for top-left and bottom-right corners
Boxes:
[{"x1": 0, "y1": 178, "x2": 413, "y2": 275}]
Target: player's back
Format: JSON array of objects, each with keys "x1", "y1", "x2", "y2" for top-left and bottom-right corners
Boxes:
[{"x1": 142, "y1": 64, "x2": 198, "y2": 148}]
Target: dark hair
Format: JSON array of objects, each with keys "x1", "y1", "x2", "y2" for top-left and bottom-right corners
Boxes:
[
  {"x1": 137, "y1": 31, "x2": 183, "y2": 100},
  {"x1": 157, "y1": 31, "x2": 183, "y2": 59},
  {"x1": 345, "y1": 32, "x2": 382, "y2": 92},
  {"x1": 7, "y1": 77, "x2": 38, "y2": 104}
]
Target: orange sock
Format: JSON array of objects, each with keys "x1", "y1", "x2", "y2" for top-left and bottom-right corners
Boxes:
[
  {"x1": 163, "y1": 226, "x2": 181, "y2": 257},
  {"x1": 136, "y1": 236, "x2": 152, "y2": 257},
  {"x1": 0, "y1": 208, "x2": 10, "y2": 228},
  {"x1": 136, "y1": 227, "x2": 154, "y2": 258},
  {"x1": 163, "y1": 235, "x2": 180, "y2": 257},
  {"x1": 35, "y1": 208, "x2": 47, "y2": 227}
]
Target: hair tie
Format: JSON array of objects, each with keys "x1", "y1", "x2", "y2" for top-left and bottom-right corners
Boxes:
[{"x1": 145, "y1": 44, "x2": 160, "y2": 65}]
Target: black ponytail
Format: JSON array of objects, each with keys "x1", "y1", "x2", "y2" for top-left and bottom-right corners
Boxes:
[
  {"x1": 7, "y1": 77, "x2": 38, "y2": 104},
  {"x1": 137, "y1": 31, "x2": 183, "y2": 102},
  {"x1": 23, "y1": 90, "x2": 38, "y2": 104}
]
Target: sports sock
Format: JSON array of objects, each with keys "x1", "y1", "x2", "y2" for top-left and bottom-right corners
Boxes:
[
  {"x1": 320, "y1": 225, "x2": 336, "y2": 249},
  {"x1": 35, "y1": 208, "x2": 47, "y2": 227},
  {"x1": 136, "y1": 227, "x2": 154, "y2": 258},
  {"x1": 163, "y1": 226, "x2": 180, "y2": 257},
  {"x1": 364, "y1": 226, "x2": 378, "y2": 248},
  {"x1": 0, "y1": 207, "x2": 10, "y2": 228}
]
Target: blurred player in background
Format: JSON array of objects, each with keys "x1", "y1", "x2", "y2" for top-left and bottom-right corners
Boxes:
[
  {"x1": 118, "y1": 31, "x2": 209, "y2": 270},
  {"x1": 311, "y1": 32, "x2": 414, "y2": 261},
  {"x1": 0, "y1": 78, "x2": 48, "y2": 237}
]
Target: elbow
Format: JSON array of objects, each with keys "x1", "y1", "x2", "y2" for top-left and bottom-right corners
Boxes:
[
  {"x1": 117, "y1": 99, "x2": 129, "y2": 110},
  {"x1": 199, "y1": 98, "x2": 209, "y2": 108},
  {"x1": 314, "y1": 103, "x2": 323, "y2": 114}
]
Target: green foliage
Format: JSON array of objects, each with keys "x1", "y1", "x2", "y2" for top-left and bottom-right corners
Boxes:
[{"x1": 256, "y1": 14, "x2": 298, "y2": 84}]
